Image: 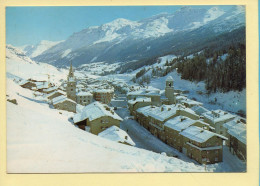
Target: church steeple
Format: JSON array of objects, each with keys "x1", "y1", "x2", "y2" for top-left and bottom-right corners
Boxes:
[
  {"x1": 68, "y1": 62, "x2": 74, "y2": 80},
  {"x1": 66, "y1": 61, "x2": 76, "y2": 101}
]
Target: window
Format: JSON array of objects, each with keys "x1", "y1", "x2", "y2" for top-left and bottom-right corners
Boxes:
[
  {"x1": 215, "y1": 157, "x2": 218, "y2": 162},
  {"x1": 71, "y1": 89, "x2": 73, "y2": 91},
  {"x1": 215, "y1": 150, "x2": 219, "y2": 154}
]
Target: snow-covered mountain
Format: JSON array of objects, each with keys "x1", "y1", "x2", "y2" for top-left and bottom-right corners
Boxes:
[
  {"x1": 19, "y1": 40, "x2": 63, "y2": 58},
  {"x1": 33, "y1": 6, "x2": 245, "y2": 67}
]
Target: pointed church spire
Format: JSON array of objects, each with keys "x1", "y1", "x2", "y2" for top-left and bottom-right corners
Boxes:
[{"x1": 67, "y1": 61, "x2": 75, "y2": 81}]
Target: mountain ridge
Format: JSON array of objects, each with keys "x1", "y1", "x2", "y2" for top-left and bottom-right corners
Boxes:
[{"x1": 29, "y1": 6, "x2": 245, "y2": 67}]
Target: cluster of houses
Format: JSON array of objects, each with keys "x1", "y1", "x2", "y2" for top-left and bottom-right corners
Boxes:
[
  {"x1": 17, "y1": 63, "x2": 134, "y2": 146},
  {"x1": 19, "y1": 63, "x2": 115, "y2": 113},
  {"x1": 127, "y1": 76, "x2": 247, "y2": 164}
]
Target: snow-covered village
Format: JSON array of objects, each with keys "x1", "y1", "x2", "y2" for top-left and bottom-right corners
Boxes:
[{"x1": 6, "y1": 5, "x2": 247, "y2": 173}]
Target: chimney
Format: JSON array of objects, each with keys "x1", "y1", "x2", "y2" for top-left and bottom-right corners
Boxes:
[
  {"x1": 168, "y1": 108, "x2": 171, "y2": 111},
  {"x1": 161, "y1": 107, "x2": 164, "y2": 112},
  {"x1": 125, "y1": 136, "x2": 128, "y2": 140}
]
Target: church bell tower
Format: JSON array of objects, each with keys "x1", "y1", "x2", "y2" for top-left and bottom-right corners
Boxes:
[
  {"x1": 66, "y1": 62, "x2": 76, "y2": 101},
  {"x1": 165, "y1": 76, "x2": 176, "y2": 104}
]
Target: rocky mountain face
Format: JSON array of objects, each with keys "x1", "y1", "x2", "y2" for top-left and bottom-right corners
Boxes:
[{"x1": 32, "y1": 6, "x2": 245, "y2": 67}]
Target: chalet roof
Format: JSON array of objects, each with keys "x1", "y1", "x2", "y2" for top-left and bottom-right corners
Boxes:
[
  {"x1": 35, "y1": 81, "x2": 48, "y2": 89},
  {"x1": 19, "y1": 80, "x2": 30, "y2": 86},
  {"x1": 227, "y1": 123, "x2": 246, "y2": 144},
  {"x1": 191, "y1": 105, "x2": 209, "y2": 115},
  {"x1": 73, "y1": 101, "x2": 122, "y2": 123},
  {"x1": 136, "y1": 105, "x2": 156, "y2": 117},
  {"x1": 76, "y1": 91, "x2": 93, "y2": 96},
  {"x1": 147, "y1": 105, "x2": 179, "y2": 122},
  {"x1": 180, "y1": 126, "x2": 227, "y2": 143},
  {"x1": 46, "y1": 90, "x2": 66, "y2": 98},
  {"x1": 202, "y1": 109, "x2": 235, "y2": 124},
  {"x1": 98, "y1": 126, "x2": 135, "y2": 146},
  {"x1": 94, "y1": 89, "x2": 114, "y2": 93},
  {"x1": 44, "y1": 86, "x2": 57, "y2": 92},
  {"x1": 52, "y1": 95, "x2": 76, "y2": 105},
  {"x1": 128, "y1": 97, "x2": 151, "y2": 105},
  {"x1": 180, "y1": 99, "x2": 203, "y2": 106},
  {"x1": 164, "y1": 116, "x2": 195, "y2": 131}
]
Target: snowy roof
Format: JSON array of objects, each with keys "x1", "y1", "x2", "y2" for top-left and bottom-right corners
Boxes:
[
  {"x1": 128, "y1": 97, "x2": 151, "y2": 105},
  {"x1": 53, "y1": 95, "x2": 76, "y2": 105},
  {"x1": 202, "y1": 109, "x2": 235, "y2": 124},
  {"x1": 127, "y1": 90, "x2": 146, "y2": 96},
  {"x1": 227, "y1": 123, "x2": 246, "y2": 144},
  {"x1": 166, "y1": 76, "x2": 173, "y2": 81},
  {"x1": 191, "y1": 105, "x2": 209, "y2": 115},
  {"x1": 98, "y1": 126, "x2": 135, "y2": 146},
  {"x1": 180, "y1": 99, "x2": 203, "y2": 106},
  {"x1": 176, "y1": 95, "x2": 187, "y2": 100},
  {"x1": 76, "y1": 91, "x2": 93, "y2": 96},
  {"x1": 145, "y1": 91, "x2": 161, "y2": 96},
  {"x1": 136, "y1": 105, "x2": 156, "y2": 117},
  {"x1": 35, "y1": 81, "x2": 49, "y2": 89},
  {"x1": 73, "y1": 101, "x2": 122, "y2": 123},
  {"x1": 94, "y1": 89, "x2": 114, "y2": 93},
  {"x1": 46, "y1": 90, "x2": 66, "y2": 98},
  {"x1": 165, "y1": 116, "x2": 195, "y2": 131},
  {"x1": 44, "y1": 86, "x2": 57, "y2": 92},
  {"x1": 148, "y1": 105, "x2": 179, "y2": 122},
  {"x1": 19, "y1": 80, "x2": 30, "y2": 86},
  {"x1": 180, "y1": 126, "x2": 227, "y2": 143}
]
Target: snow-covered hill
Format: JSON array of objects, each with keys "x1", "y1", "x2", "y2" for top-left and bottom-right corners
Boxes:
[
  {"x1": 33, "y1": 6, "x2": 245, "y2": 67},
  {"x1": 6, "y1": 72, "x2": 207, "y2": 173},
  {"x1": 19, "y1": 40, "x2": 63, "y2": 58},
  {"x1": 6, "y1": 44, "x2": 66, "y2": 85}
]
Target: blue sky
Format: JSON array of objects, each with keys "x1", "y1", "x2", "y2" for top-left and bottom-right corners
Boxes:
[{"x1": 6, "y1": 6, "x2": 231, "y2": 46}]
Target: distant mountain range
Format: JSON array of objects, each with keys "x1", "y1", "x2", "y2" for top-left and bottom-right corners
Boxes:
[{"x1": 19, "y1": 6, "x2": 245, "y2": 67}]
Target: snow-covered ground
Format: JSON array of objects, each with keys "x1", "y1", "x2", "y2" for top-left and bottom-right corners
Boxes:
[
  {"x1": 5, "y1": 45, "x2": 246, "y2": 173},
  {"x1": 6, "y1": 79, "x2": 209, "y2": 173},
  {"x1": 6, "y1": 44, "x2": 67, "y2": 86}
]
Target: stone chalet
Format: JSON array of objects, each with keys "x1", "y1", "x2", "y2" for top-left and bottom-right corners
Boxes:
[
  {"x1": 93, "y1": 89, "x2": 114, "y2": 104},
  {"x1": 223, "y1": 118, "x2": 246, "y2": 161},
  {"x1": 202, "y1": 109, "x2": 236, "y2": 135},
  {"x1": 180, "y1": 126, "x2": 227, "y2": 164},
  {"x1": 164, "y1": 116, "x2": 211, "y2": 151},
  {"x1": 73, "y1": 101, "x2": 123, "y2": 135},
  {"x1": 52, "y1": 95, "x2": 76, "y2": 113},
  {"x1": 76, "y1": 91, "x2": 93, "y2": 106},
  {"x1": 19, "y1": 80, "x2": 36, "y2": 90},
  {"x1": 98, "y1": 125, "x2": 135, "y2": 146},
  {"x1": 136, "y1": 104, "x2": 199, "y2": 142},
  {"x1": 46, "y1": 90, "x2": 66, "y2": 100}
]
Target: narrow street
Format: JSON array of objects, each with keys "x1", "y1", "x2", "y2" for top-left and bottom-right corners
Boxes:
[{"x1": 112, "y1": 94, "x2": 198, "y2": 163}]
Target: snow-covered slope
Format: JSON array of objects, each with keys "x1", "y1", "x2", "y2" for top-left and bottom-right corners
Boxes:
[
  {"x1": 33, "y1": 6, "x2": 245, "y2": 67},
  {"x1": 6, "y1": 44, "x2": 66, "y2": 85},
  {"x1": 6, "y1": 79, "x2": 207, "y2": 173},
  {"x1": 19, "y1": 40, "x2": 63, "y2": 58}
]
